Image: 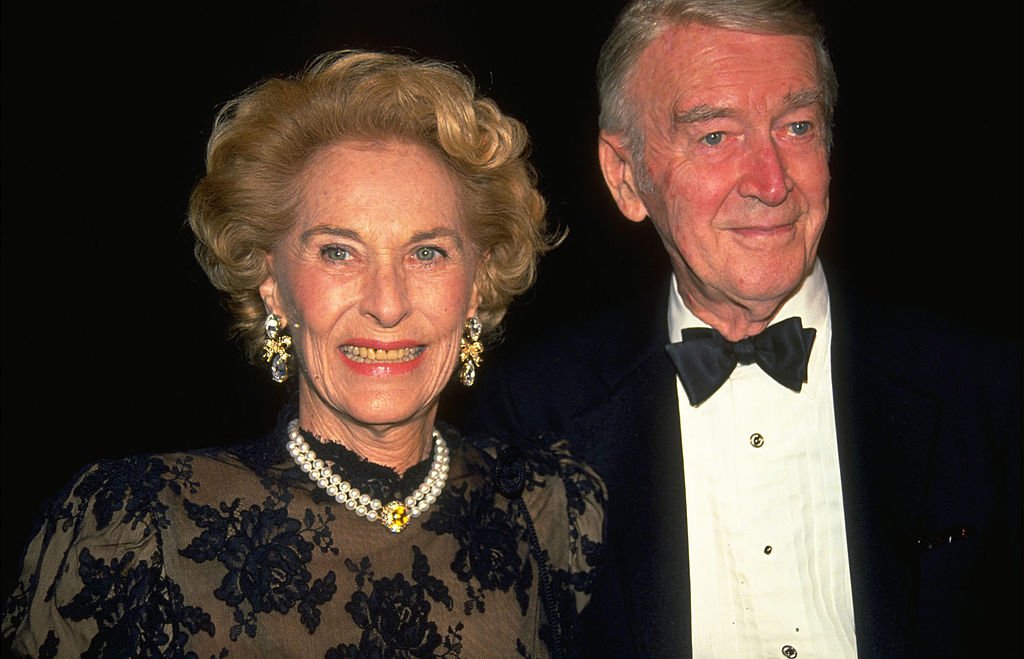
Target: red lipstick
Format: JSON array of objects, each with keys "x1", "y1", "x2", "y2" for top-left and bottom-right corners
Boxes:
[{"x1": 339, "y1": 340, "x2": 425, "y2": 376}]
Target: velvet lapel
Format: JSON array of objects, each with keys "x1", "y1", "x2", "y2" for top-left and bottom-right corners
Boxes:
[
  {"x1": 829, "y1": 281, "x2": 940, "y2": 656},
  {"x1": 570, "y1": 281, "x2": 693, "y2": 658}
]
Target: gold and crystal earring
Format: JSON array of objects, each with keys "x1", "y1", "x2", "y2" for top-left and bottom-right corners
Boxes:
[
  {"x1": 458, "y1": 316, "x2": 484, "y2": 387},
  {"x1": 262, "y1": 313, "x2": 292, "y2": 383}
]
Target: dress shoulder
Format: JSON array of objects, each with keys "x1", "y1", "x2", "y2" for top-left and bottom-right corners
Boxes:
[
  {"x1": 455, "y1": 426, "x2": 608, "y2": 619},
  {"x1": 2, "y1": 444, "x2": 263, "y2": 658}
]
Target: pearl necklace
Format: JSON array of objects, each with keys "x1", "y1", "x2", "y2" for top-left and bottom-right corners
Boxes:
[{"x1": 286, "y1": 420, "x2": 449, "y2": 533}]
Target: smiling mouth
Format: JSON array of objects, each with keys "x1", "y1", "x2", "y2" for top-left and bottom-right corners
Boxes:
[
  {"x1": 731, "y1": 221, "x2": 794, "y2": 232},
  {"x1": 729, "y1": 224, "x2": 796, "y2": 238},
  {"x1": 341, "y1": 346, "x2": 425, "y2": 363}
]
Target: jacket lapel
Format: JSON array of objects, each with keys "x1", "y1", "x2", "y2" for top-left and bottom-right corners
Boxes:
[
  {"x1": 830, "y1": 289, "x2": 939, "y2": 656},
  {"x1": 570, "y1": 281, "x2": 693, "y2": 657}
]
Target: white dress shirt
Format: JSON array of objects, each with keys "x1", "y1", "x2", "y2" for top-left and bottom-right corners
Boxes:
[{"x1": 668, "y1": 261, "x2": 857, "y2": 658}]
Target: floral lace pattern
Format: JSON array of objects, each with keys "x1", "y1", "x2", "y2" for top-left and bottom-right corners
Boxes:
[{"x1": 3, "y1": 422, "x2": 606, "y2": 658}]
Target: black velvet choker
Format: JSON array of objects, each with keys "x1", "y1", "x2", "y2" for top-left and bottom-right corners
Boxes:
[{"x1": 296, "y1": 427, "x2": 436, "y2": 502}]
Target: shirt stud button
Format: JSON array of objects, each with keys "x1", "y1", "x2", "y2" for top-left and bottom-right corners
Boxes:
[
  {"x1": 764, "y1": 545, "x2": 773, "y2": 555},
  {"x1": 781, "y1": 645, "x2": 798, "y2": 658},
  {"x1": 749, "y1": 433, "x2": 765, "y2": 448}
]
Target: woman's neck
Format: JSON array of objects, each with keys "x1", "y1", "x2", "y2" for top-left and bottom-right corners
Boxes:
[{"x1": 298, "y1": 404, "x2": 436, "y2": 476}]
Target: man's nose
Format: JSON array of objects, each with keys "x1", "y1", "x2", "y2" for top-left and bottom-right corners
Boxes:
[{"x1": 737, "y1": 137, "x2": 792, "y2": 206}]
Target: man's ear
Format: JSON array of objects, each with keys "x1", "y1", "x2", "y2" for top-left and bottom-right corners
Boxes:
[{"x1": 598, "y1": 132, "x2": 650, "y2": 223}]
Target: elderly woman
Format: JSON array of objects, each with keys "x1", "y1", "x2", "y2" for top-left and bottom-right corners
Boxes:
[{"x1": 2, "y1": 50, "x2": 605, "y2": 658}]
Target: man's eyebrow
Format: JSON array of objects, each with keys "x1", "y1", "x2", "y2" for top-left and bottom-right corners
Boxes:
[
  {"x1": 672, "y1": 88, "x2": 825, "y2": 125},
  {"x1": 781, "y1": 87, "x2": 826, "y2": 112},
  {"x1": 673, "y1": 104, "x2": 733, "y2": 125}
]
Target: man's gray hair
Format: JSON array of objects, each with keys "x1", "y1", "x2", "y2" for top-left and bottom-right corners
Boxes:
[{"x1": 597, "y1": 0, "x2": 838, "y2": 191}]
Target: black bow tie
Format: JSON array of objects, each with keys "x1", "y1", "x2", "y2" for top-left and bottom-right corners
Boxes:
[{"x1": 665, "y1": 316, "x2": 816, "y2": 406}]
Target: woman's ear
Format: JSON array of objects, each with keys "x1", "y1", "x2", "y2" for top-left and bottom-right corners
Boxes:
[
  {"x1": 259, "y1": 258, "x2": 286, "y2": 324},
  {"x1": 467, "y1": 253, "x2": 488, "y2": 320},
  {"x1": 598, "y1": 131, "x2": 651, "y2": 223},
  {"x1": 467, "y1": 283, "x2": 481, "y2": 320}
]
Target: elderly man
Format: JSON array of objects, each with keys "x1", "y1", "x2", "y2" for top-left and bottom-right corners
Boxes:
[{"x1": 464, "y1": 0, "x2": 1022, "y2": 657}]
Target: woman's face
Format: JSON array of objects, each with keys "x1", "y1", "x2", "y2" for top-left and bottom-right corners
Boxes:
[{"x1": 261, "y1": 139, "x2": 480, "y2": 435}]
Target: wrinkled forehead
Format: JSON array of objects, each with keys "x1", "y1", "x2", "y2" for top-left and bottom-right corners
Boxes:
[{"x1": 629, "y1": 23, "x2": 822, "y2": 116}]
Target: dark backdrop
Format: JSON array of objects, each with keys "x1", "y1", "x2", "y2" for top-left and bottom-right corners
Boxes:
[{"x1": 2, "y1": 1, "x2": 1021, "y2": 607}]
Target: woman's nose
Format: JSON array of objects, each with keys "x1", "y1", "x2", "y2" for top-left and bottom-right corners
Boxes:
[{"x1": 359, "y1": 262, "x2": 410, "y2": 327}]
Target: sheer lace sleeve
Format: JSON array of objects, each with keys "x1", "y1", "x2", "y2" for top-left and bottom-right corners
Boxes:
[{"x1": 3, "y1": 454, "x2": 212, "y2": 658}]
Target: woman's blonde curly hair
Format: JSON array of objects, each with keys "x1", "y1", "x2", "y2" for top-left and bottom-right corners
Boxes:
[{"x1": 188, "y1": 50, "x2": 556, "y2": 364}]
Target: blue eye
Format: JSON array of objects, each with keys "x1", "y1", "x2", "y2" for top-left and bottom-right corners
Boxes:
[
  {"x1": 321, "y1": 245, "x2": 351, "y2": 261},
  {"x1": 414, "y1": 246, "x2": 446, "y2": 261},
  {"x1": 701, "y1": 131, "x2": 725, "y2": 146},
  {"x1": 789, "y1": 121, "x2": 812, "y2": 136}
]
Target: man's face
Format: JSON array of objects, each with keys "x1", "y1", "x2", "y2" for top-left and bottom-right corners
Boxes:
[{"x1": 610, "y1": 23, "x2": 830, "y2": 325}]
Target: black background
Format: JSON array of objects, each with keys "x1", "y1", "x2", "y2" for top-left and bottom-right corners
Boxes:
[{"x1": 2, "y1": 1, "x2": 1021, "y2": 607}]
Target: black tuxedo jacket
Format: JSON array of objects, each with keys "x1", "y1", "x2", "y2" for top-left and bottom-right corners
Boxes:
[{"x1": 463, "y1": 274, "x2": 1022, "y2": 658}]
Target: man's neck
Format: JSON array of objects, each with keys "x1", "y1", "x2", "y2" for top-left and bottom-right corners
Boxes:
[
  {"x1": 678, "y1": 289, "x2": 789, "y2": 341},
  {"x1": 670, "y1": 265, "x2": 822, "y2": 342}
]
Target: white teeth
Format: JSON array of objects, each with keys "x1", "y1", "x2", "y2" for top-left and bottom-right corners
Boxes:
[{"x1": 342, "y1": 346, "x2": 423, "y2": 363}]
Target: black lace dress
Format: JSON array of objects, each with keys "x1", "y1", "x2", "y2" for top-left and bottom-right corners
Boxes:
[{"x1": 2, "y1": 418, "x2": 606, "y2": 658}]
